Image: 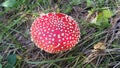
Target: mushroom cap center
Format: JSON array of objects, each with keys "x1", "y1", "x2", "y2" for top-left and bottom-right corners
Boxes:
[{"x1": 30, "y1": 12, "x2": 80, "y2": 53}]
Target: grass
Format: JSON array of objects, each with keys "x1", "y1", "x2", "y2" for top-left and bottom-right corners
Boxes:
[{"x1": 0, "y1": 0, "x2": 120, "y2": 68}]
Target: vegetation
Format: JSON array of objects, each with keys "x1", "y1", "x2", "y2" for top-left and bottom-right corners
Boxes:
[{"x1": 0, "y1": 0, "x2": 120, "y2": 68}]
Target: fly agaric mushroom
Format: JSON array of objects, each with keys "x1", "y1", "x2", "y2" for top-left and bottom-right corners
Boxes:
[{"x1": 30, "y1": 12, "x2": 80, "y2": 53}]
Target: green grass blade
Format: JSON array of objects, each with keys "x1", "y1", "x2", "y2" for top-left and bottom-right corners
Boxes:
[{"x1": 25, "y1": 57, "x2": 75, "y2": 65}]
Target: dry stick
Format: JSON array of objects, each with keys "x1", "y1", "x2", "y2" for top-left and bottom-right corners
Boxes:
[
  {"x1": 49, "y1": 0, "x2": 56, "y2": 12},
  {"x1": 107, "y1": 23, "x2": 117, "y2": 47},
  {"x1": 104, "y1": 28, "x2": 112, "y2": 43},
  {"x1": 106, "y1": 48, "x2": 120, "y2": 54},
  {"x1": 21, "y1": 44, "x2": 35, "y2": 56},
  {"x1": 96, "y1": 55, "x2": 105, "y2": 67},
  {"x1": 113, "y1": 62, "x2": 120, "y2": 68},
  {"x1": 90, "y1": 48, "x2": 120, "y2": 54},
  {"x1": 39, "y1": 51, "x2": 46, "y2": 59},
  {"x1": 83, "y1": 48, "x2": 120, "y2": 67}
]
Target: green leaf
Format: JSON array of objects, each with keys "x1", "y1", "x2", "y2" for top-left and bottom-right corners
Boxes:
[
  {"x1": 1, "y1": 0, "x2": 17, "y2": 8},
  {"x1": 64, "y1": 6, "x2": 72, "y2": 13},
  {"x1": 37, "y1": 0, "x2": 45, "y2": 4},
  {"x1": 86, "y1": 0, "x2": 94, "y2": 7},
  {"x1": 102, "y1": 9, "x2": 113, "y2": 18},
  {"x1": 70, "y1": 0, "x2": 81, "y2": 5},
  {"x1": 0, "y1": 64, "x2": 2, "y2": 68},
  {"x1": 4, "y1": 63, "x2": 13, "y2": 68},
  {"x1": 81, "y1": 30, "x2": 87, "y2": 35},
  {"x1": 0, "y1": 55, "x2": 3, "y2": 62},
  {"x1": 97, "y1": 9, "x2": 112, "y2": 29},
  {"x1": 7, "y1": 54, "x2": 17, "y2": 66},
  {"x1": 0, "y1": 46, "x2": 7, "y2": 51},
  {"x1": 89, "y1": 8, "x2": 113, "y2": 29},
  {"x1": 85, "y1": 64, "x2": 92, "y2": 68}
]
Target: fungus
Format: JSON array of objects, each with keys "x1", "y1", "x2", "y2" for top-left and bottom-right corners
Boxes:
[{"x1": 30, "y1": 12, "x2": 80, "y2": 53}]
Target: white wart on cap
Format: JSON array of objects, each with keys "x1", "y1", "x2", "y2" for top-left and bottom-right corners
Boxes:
[{"x1": 30, "y1": 12, "x2": 80, "y2": 53}]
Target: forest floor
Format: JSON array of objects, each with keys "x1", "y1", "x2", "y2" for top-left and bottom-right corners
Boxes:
[{"x1": 0, "y1": 0, "x2": 120, "y2": 68}]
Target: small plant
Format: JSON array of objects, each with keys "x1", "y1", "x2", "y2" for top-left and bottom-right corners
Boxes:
[{"x1": 86, "y1": 7, "x2": 113, "y2": 30}]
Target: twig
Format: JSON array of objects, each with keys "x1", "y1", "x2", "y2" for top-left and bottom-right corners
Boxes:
[{"x1": 113, "y1": 62, "x2": 120, "y2": 68}]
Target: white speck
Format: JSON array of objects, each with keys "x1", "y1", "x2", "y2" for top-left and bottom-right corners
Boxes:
[
  {"x1": 51, "y1": 30, "x2": 54, "y2": 32},
  {"x1": 41, "y1": 48, "x2": 43, "y2": 50},
  {"x1": 31, "y1": 38, "x2": 33, "y2": 41},
  {"x1": 43, "y1": 27, "x2": 46, "y2": 29},
  {"x1": 72, "y1": 37, "x2": 74, "y2": 39},
  {"x1": 64, "y1": 36, "x2": 67, "y2": 38},
  {"x1": 65, "y1": 30, "x2": 67, "y2": 32},
  {"x1": 66, "y1": 34, "x2": 69, "y2": 36},
  {"x1": 33, "y1": 36, "x2": 36, "y2": 38},
  {"x1": 45, "y1": 37, "x2": 48, "y2": 40},
  {"x1": 48, "y1": 28, "x2": 50, "y2": 30},
  {"x1": 50, "y1": 45, "x2": 53, "y2": 47},
  {"x1": 58, "y1": 28, "x2": 61, "y2": 30},
  {"x1": 48, "y1": 41, "x2": 51, "y2": 44},
  {"x1": 66, "y1": 37, "x2": 69, "y2": 40},
  {"x1": 69, "y1": 26, "x2": 72, "y2": 28},
  {"x1": 56, "y1": 43, "x2": 60, "y2": 48},
  {"x1": 54, "y1": 20, "x2": 57, "y2": 23},
  {"x1": 63, "y1": 42, "x2": 66, "y2": 44},
  {"x1": 48, "y1": 35, "x2": 52, "y2": 37},
  {"x1": 53, "y1": 34, "x2": 56, "y2": 37},
  {"x1": 58, "y1": 23, "x2": 61, "y2": 26},
  {"x1": 55, "y1": 28, "x2": 59, "y2": 30},
  {"x1": 44, "y1": 18, "x2": 48, "y2": 20},
  {"x1": 38, "y1": 32, "x2": 41, "y2": 35},
  {"x1": 51, "y1": 20, "x2": 54, "y2": 23},
  {"x1": 69, "y1": 48, "x2": 72, "y2": 50},
  {"x1": 73, "y1": 40, "x2": 76, "y2": 42},
  {"x1": 60, "y1": 29, "x2": 63, "y2": 32},
  {"x1": 62, "y1": 38, "x2": 64, "y2": 40},
  {"x1": 73, "y1": 31, "x2": 75, "y2": 33},
  {"x1": 58, "y1": 39, "x2": 61, "y2": 42},
  {"x1": 57, "y1": 49, "x2": 60, "y2": 52},
  {"x1": 47, "y1": 31, "x2": 49, "y2": 33},
  {"x1": 70, "y1": 29, "x2": 73, "y2": 31},
  {"x1": 60, "y1": 20, "x2": 63, "y2": 23},
  {"x1": 69, "y1": 23, "x2": 72, "y2": 25},
  {"x1": 71, "y1": 26, "x2": 74, "y2": 28},
  {"x1": 61, "y1": 33, "x2": 64, "y2": 36},
  {"x1": 48, "y1": 38, "x2": 51, "y2": 40},
  {"x1": 67, "y1": 27, "x2": 70, "y2": 30},
  {"x1": 61, "y1": 47, "x2": 63, "y2": 49},
  {"x1": 66, "y1": 45, "x2": 69, "y2": 48},
  {"x1": 67, "y1": 41, "x2": 69, "y2": 43},
  {"x1": 43, "y1": 34, "x2": 46, "y2": 36},
  {"x1": 41, "y1": 19, "x2": 43, "y2": 21},
  {"x1": 52, "y1": 38, "x2": 54, "y2": 41},
  {"x1": 42, "y1": 40, "x2": 44, "y2": 42},
  {"x1": 47, "y1": 45, "x2": 49, "y2": 47},
  {"x1": 40, "y1": 37, "x2": 42, "y2": 39},
  {"x1": 44, "y1": 29, "x2": 46, "y2": 32},
  {"x1": 58, "y1": 34, "x2": 61, "y2": 38}
]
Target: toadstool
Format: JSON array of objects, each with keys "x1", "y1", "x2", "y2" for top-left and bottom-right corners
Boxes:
[{"x1": 30, "y1": 12, "x2": 80, "y2": 53}]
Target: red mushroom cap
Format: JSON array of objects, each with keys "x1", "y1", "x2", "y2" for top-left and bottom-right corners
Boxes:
[{"x1": 30, "y1": 12, "x2": 80, "y2": 53}]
